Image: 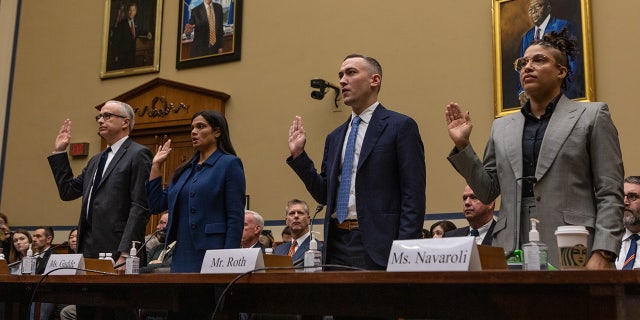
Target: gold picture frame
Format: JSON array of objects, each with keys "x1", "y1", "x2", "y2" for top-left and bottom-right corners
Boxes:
[
  {"x1": 492, "y1": 0, "x2": 594, "y2": 117},
  {"x1": 100, "y1": 0, "x2": 163, "y2": 79}
]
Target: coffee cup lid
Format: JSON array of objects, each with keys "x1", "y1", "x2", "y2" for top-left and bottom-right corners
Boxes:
[{"x1": 554, "y1": 225, "x2": 589, "y2": 235}]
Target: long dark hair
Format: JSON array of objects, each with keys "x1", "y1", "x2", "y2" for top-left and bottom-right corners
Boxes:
[{"x1": 171, "y1": 110, "x2": 237, "y2": 184}]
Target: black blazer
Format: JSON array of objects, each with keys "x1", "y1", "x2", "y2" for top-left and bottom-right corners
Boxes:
[{"x1": 48, "y1": 137, "x2": 152, "y2": 259}]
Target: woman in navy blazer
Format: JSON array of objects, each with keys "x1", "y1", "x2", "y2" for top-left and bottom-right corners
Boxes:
[{"x1": 147, "y1": 110, "x2": 246, "y2": 273}]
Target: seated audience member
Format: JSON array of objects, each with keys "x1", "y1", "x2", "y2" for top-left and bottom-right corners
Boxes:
[
  {"x1": 259, "y1": 234, "x2": 273, "y2": 250},
  {"x1": 8, "y1": 229, "x2": 31, "y2": 267},
  {"x1": 281, "y1": 226, "x2": 292, "y2": 244},
  {"x1": 242, "y1": 210, "x2": 266, "y2": 252},
  {"x1": 274, "y1": 199, "x2": 323, "y2": 266},
  {"x1": 616, "y1": 176, "x2": 640, "y2": 270},
  {"x1": 422, "y1": 228, "x2": 432, "y2": 239},
  {"x1": 0, "y1": 212, "x2": 10, "y2": 256},
  {"x1": 141, "y1": 220, "x2": 174, "y2": 273},
  {"x1": 68, "y1": 228, "x2": 78, "y2": 253},
  {"x1": 33, "y1": 226, "x2": 55, "y2": 275},
  {"x1": 145, "y1": 212, "x2": 168, "y2": 257},
  {"x1": 444, "y1": 185, "x2": 496, "y2": 245},
  {"x1": 430, "y1": 220, "x2": 457, "y2": 238}
]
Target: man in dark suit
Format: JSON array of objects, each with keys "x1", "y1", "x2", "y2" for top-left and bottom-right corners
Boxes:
[
  {"x1": 273, "y1": 199, "x2": 323, "y2": 266},
  {"x1": 111, "y1": 3, "x2": 152, "y2": 69},
  {"x1": 444, "y1": 185, "x2": 496, "y2": 245},
  {"x1": 287, "y1": 54, "x2": 426, "y2": 270},
  {"x1": 242, "y1": 210, "x2": 266, "y2": 253},
  {"x1": 184, "y1": 0, "x2": 224, "y2": 57},
  {"x1": 49, "y1": 100, "x2": 152, "y2": 319}
]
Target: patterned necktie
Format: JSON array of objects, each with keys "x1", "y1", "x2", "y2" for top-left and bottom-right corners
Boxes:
[
  {"x1": 288, "y1": 240, "x2": 298, "y2": 257},
  {"x1": 535, "y1": 27, "x2": 541, "y2": 40},
  {"x1": 470, "y1": 229, "x2": 480, "y2": 237},
  {"x1": 87, "y1": 147, "x2": 111, "y2": 225},
  {"x1": 623, "y1": 234, "x2": 640, "y2": 270},
  {"x1": 336, "y1": 116, "x2": 361, "y2": 223},
  {"x1": 207, "y1": 4, "x2": 216, "y2": 46}
]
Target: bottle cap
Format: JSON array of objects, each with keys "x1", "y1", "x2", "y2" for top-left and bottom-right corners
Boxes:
[{"x1": 529, "y1": 218, "x2": 540, "y2": 242}]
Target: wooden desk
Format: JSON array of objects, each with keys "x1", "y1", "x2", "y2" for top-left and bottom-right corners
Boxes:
[{"x1": 2, "y1": 271, "x2": 640, "y2": 319}]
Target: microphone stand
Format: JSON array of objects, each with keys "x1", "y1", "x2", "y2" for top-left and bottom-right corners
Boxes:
[
  {"x1": 7, "y1": 241, "x2": 69, "y2": 268},
  {"x1": 505, "y1": 176, "x2": 537, "y2": 260},
  {"x1": 309, "y1": 204, "x2": 325, "y2": 236}
]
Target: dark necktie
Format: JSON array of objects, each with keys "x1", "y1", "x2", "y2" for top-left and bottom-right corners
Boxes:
[
  {"x1": 623, "y1": 234, "x2": 640, "y2": 270},
  {"x1": 535, "y1": 27, "x2": 541, "y2": 40},
  {"x1": 288, "y1": 240, "x2": 298, "y2": 257},
  {"x1": 470, "y1": 229, "x2": 480, "y2": 237},
  {"x1": 87, "y1": 147, "x2": 111, "y2": 225},
  {"x1": 336, "y1": 116, "x2": 361, "y2": 223}
]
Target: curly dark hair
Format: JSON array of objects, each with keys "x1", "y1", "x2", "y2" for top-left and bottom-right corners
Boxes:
[{"x1": 531, "y1": 28, "x2": 578, "y2": 90}]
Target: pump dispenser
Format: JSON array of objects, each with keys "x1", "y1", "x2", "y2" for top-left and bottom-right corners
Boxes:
[
  {"x1": 22, "y1": 244, "x2": 35, "y2": 275},
  {"x1": 304, "y1": 231, "x2": 322, "y2": 272},
  {"x1": 125, "y1": 241, "x2": 140, "y2": 274},
  {"x1": 523, "y1": 218, "x2": 548, "y2": 270},
  {"x1": 105, "y1": 252, "x2": 115, "y2": 266}
]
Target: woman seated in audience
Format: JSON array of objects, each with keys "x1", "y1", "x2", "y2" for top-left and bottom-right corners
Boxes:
[
  {"x1": 8, "y1": 229, "x2": 32, "y2": 273},
  {"x1": 430, "y1": 220, "x2": 457, "y2": 238},
  {"x1": 68, "y1": 228, "x2": 78, "y2": 253}
]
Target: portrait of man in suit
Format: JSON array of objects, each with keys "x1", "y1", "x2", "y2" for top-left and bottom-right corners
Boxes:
[
  {"x1": 183, "y1": 0, "x2": 224, "y2": 58},
  {"x1": 495, "y1": 0, "x2": 587, "y2": 110},
  {"x1": 105, "y1": 1, "x2": 156, "y2": 72},
  {"x1": 287, "y1": 54, "x2": 426, "y2": 270}
]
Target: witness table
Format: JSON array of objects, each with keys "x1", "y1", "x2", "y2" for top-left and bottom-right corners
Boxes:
[{"x1": 1, "y1": 270, "x2": 639, "y2": 319}]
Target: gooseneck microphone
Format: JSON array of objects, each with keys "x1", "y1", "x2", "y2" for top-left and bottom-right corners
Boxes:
[
  {"x1": 505, "y1": 176, "x2": 538, "y2": 259},
  {"x1": 309, "y1": 204, "x2": 325, "y2": 236}
]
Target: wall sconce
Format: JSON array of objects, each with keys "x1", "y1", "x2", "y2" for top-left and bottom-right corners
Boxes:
[{"x1": 310, "y1": 78, "x2": 340, "y2": 109}]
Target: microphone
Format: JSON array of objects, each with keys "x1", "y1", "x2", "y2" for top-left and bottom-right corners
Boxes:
[
  {"x1": 113, "y1": 228, "x2": 165, "y2": 269},
  {"x1": 309, "y1": 204, "x2": 325, "y2": 236},
  {"x1": 505, "y1": 176, "x2": 538, "y2": 260}
]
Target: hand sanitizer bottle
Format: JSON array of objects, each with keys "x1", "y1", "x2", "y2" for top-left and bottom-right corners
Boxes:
[
  {"x1": 304, "y1": 231, "x2": 322, "y2": 272},
  {"x1": 125, "y1": 241, "x2": 140, "y2": 274},
  {"x1": 523, "y1": 218, "x2": 548, "y2": 270},
  {"x1": 22, "y1": 244, "x2": 35, "y2": 275},
  {"x1": 99, "y1": 253, "x2": 106, "y2": 260}
]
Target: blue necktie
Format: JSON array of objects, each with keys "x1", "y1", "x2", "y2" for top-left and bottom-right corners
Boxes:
[
  {"x1": 336, "y1": 116, "x2": 361, "y2": 223},
  {"x1": 470, "y1": 229, "x2": 480, "y2": 237},
  {"x1": 87, "y1": 147, "x2": 111, "y2": 225},
  {"x1": 623, "y1": 234, "x2": 640, "y2": 270}
]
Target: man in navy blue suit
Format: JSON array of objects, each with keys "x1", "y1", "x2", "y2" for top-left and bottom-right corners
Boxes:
[
  {"x1": 274, "y1": 199, "x2": 323, "y2": 266},
  {"x1": 287, "y1": 54, "x2": 426, "y2": 270},
  {"x1": 444, "y1": 185, "x2": 496, "y2": 245}
]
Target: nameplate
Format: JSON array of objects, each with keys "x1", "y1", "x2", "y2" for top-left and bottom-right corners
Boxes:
[
  {"x1": 44, "y1": 254, "x2": 85, "y2": 275},
  {"x1": 386, "y1": 237, "x2": 481, "y2": 272},
  {"x1": 200, "y1": 248, "x2": 264, "y2": 274}
]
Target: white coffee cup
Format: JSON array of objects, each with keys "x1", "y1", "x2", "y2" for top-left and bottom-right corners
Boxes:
[{"x1": 555, "y1": 226, "x2": 589, "y2": 270}]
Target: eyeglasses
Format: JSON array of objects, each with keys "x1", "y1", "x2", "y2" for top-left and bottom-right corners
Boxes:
[
  {"x1": 95, "y1": 112, "x2": 127, "y2": 121},
  {"x1": 625, "y1": 193, "x2": 639, "y2": 202},
  {"x1": 513, "y1": 54, "x2": 556, "y2": 71}
]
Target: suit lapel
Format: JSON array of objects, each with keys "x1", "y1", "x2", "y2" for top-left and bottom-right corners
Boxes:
[
  {"x1": 358, "y1": 105, "x2": 388, "y2": 170},
  {"x1": 535, "y1": 95, "x2": 584, "y2": 179},
  {"x1": 99, "y1": 138, "x2": 132, "y2": 187},
  {"x1": 503, "y1": 114, "x2": 524, "y2": 180}
]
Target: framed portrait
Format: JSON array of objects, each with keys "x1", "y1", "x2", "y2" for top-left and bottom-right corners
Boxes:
[
  {"x1": 100, "y1": 0, "x2": 163, "y2": 79},
  {"x1": 492, "y1": 0, "x2": 594, "y2": 117},
  {"x1": 176, "y1": 0, "x2": 243, "y2": 70}
]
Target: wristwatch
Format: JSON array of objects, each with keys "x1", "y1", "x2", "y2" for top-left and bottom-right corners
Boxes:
[{"x1": 593, "y1": 250, "x2": 616, "y2": 262}]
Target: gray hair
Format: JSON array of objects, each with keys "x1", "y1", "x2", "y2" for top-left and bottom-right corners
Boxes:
[
  {"x1": 105, "y1": 100, "x2": 135, "y2": 131},
  {"x1": 245, "y1": 210, "x2": 264, "y2": 228}
]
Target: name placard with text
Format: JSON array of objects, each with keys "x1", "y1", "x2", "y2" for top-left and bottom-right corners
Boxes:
[
  {"x1": 200, "y1": 248, "x2": 264, "y2": 274},
  {"x1": 387, "y1": 237, "x2": 481, "y2": 272},
  {"x1": 44, "y1": 254, "x2": 85, "y2": 275}
]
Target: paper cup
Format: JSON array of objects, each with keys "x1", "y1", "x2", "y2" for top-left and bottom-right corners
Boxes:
[{"x1": 555, "y1": 226, "x2": 589, "y2": 270}]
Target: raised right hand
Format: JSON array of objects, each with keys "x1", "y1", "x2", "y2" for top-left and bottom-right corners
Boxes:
[
  {"x1": 288, "y1": 116, "x2": 306, "y2": 159},
  {"x1": 445, "y1": 102, "x2": 473, "y2": 151},
  {"x1": 54, "y1": 119, "x2": 72, "y2": 152},
  {"x1": 153, "y1": 139, "x2": 172, "y2": 166}
]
